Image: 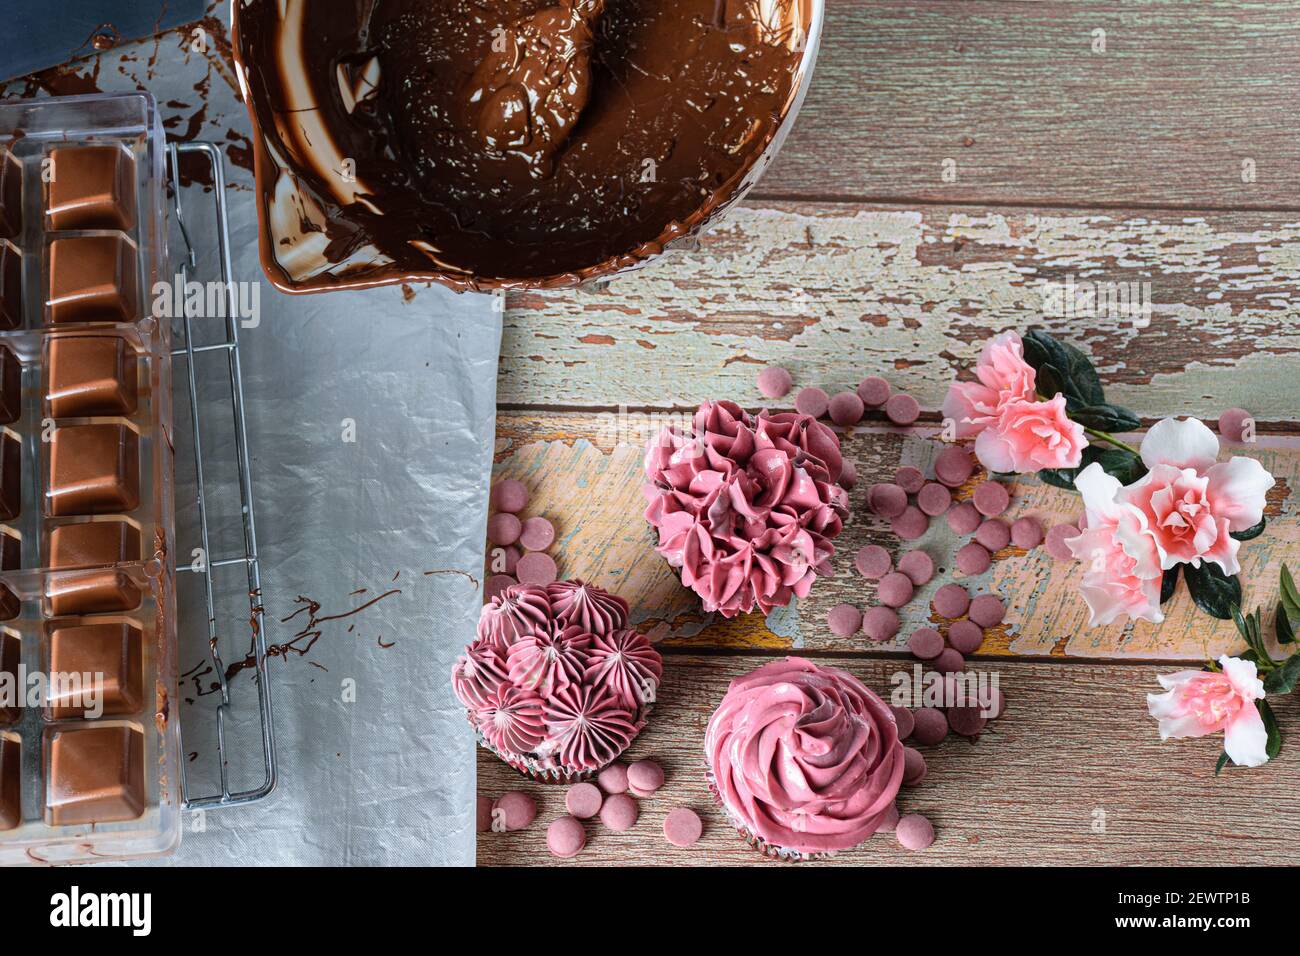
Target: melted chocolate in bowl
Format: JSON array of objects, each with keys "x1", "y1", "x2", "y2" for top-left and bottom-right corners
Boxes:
[{"x1": 232, "y1": 0, "x2": 821, "y2": 292}]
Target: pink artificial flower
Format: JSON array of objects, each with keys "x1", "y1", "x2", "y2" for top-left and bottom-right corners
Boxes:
[
  {"x1": 942, "y1": 331, "x2": 1038, "y2": 438},
  {"x1": 1147, "y1": 656, "x2": 1269, "y2": 767},
  {"x1": 1065, "y1": 464, "x2": 1164, "y2": 626},
  {"x1": 1120, "y1": 418, "x2": 1274, "y2": 576},
  {"x1": 975, "y1": 395, "x2": 1088, "y2": 473}
]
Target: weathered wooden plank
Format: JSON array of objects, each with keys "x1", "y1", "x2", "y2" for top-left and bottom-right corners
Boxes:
[
  {"x1": 477, "y1": 653, "x2": 1300, "y2": 866},
  {"x1": 494, "y1": 412, "x2": 1299, "y2": 659},
  {"x1": 503, "y1": 202, "x2": 1300, "y2": 423},
  {"x1": 757, "y1": 0, "x2": 1300, "y2": 208}
]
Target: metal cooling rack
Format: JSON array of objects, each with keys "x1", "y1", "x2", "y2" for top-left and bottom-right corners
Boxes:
[{"x1": 167, "y1": 141, "x2": 277, "y2": 809}]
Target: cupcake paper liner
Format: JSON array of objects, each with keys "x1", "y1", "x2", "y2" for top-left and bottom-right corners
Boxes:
[{"x1": 706, "y1": 771, "x2": 839, "y2": 863}]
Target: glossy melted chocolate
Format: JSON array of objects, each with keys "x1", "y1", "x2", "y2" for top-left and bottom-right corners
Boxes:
[{"x1": 238, "y1": 0, "x2": 806, "y2": 283}]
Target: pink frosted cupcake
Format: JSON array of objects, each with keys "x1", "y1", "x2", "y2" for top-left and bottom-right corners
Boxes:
[
  {"x1": 705, "y1": 657, "x2": 904, "y2": 860},
  {"x1": 642, "y1": 401, "x2": 849, "y2": 618},
  {"x1": 452, "y1": 580, "x2": 663, "y2": 782}
]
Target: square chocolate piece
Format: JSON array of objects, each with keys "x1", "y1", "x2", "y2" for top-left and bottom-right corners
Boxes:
[
  {"x1": 46, "y1": 724, "x2": 145, "y2": 826},
  {"x1": 47, "y1": 622, "x2": 143, "y2": 718},
  {"x1": 0, "y1": 150, "x2": 20, "y2": 240},
  {"x1": 0, "y1": 430, "x2": 18, "y2": 521},
  {"x1": 0, "y1": 735, "x2": 19, "y2": 830},
  {"x1": 0, "y1": 343, "x2": 19, "y2": 424},
  {"x1": 46, "y1": 520, "x2": 142, "y2": 615},
  {"x1": 0, "y1": 633, "x2": 18, "y2": 724},
  {"x1": 46, "y1": 146, "x2": 135, "y2": 232},
  {"x1": 47, "y1": 234, "x2": 139, "y2": 325},
  {"x1": 0, "y1": 241, "x2": 20, "y2": 330},
  {"x1": 47, "y1": 336, "x2": 137, "y2": 418},
  {"x1": 47, "y1": 423, "x2": 139, "y2": 516}
]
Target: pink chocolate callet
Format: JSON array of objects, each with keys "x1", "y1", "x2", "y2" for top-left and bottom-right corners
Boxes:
[
  {"x1": 547, "y1": 815, "x2": 587, "y2": 858},
  {"x1": 491, "y1": 479, "x2": 529, "y2": 514},
  {"x1": 486, "y1": 574, "x2": 518, "y2": 600},
  {"x1": 968, "y1": 594, "x2": 1006, "y2": 627},
  {"x1": 855, "y1": 544, "x2": 893, "y2": 579},
  {"x1": 598, "y1": 762, "x2": 629, "y2": 794},
  {"x1": 885, "y1": 393, "x2": 920, "y2": 425},
  {"x1": 868, "y1": 482, "x2": 908, "y2": 518},
  {"x1": 877, "y1": 571, "x2": 915, "y2": 608},
  {"x1": 917, "y1": 482, "x2": 952, "y2": 517},
  {"x1": 1011, "y1": 516, "x2": 1044, "y2": 549},
  {"x1": 862, "y1": 605, "x2": 900, "y2": 642},
  {"x1": 495, "y1": 545, "x2": 522, "y2": 574},
  {"x1": 933, "y1": 583, "x2": 970, "y2": 618},
  {"x1": 947, "y1": 501, "x2": 981, "y2": 535},
  {"x1": 891, "y1": 505, "x2": 929, "y2": 541},
  {"x1": 838, "y1": 459, "x2": 858, "y2": 490},
  {"x1": 519, "y1": 515, "x2": 556, "y2": 551},
  {"x1": 972, "y1": 480, "x2": 1011, "y2": 517},
  {"x1": 494, "y1": 791, "x2": 538, "y2": 830},
  {"x1": 896, "y1": 813, "x2": 935, "y2": 850},
  {"x1": 907, "y1": 627, "x2": 944, "y2": 660},
  {"x1": 600, "y1": 793, "x2": 639, "y2": 831},
  {"x1": 857, "y1": 375, "x2": 891, "y2": 407},
  {"x1": 902, "y1": 746, "x2": 927, "y2": 785},
  {"x1": 897, "y1": 550, "x2": 935, "y2": 586},
  {"x1": 934, "y1": 445, "x2": 974, "y2": 487},
  {"x1": 911, "y1": 707, "x2": 949, "y2": 746},
  {"x1": 1218, "y1": 407, "x2": 1252, "y2": 443},
  {"x1": 627, "y1": 760, "x2": 665, "y2": 795},
  {"x1": 934, "y1": 647, "x2": 965, "y2": 674},
  {"x1": 829, "y1": 390, "x2": 865, "y2": 426},
  {"x1": 757, "y1": 365, "x2": 793, "y2": 399},
  {"x1": 476, "y1": 795, "x2": 493, "y2": 833},
  {"x1": 891, "y1": 705, "x2": 915, "y2": 740},
  {"x1": 487, "y1": 512, "x2": 521, "y2": 546},
  {"x1": 877, "y1": 803, "x2": 901, "y2": 833},
  {"x1": 955, "y1": 541, "x2": 991, "y2": 576},
  {"x1": 948, "y1": 705, "x2": 987, "y2": 738},
  {"x1": 515, "y1": 551, "x2": 558, "y2": 586},
  {"x1": 827, "y1": 603, "x2": 864, "y2": 637},
  {"x1": 975, "y1": 518, "x2": 1011, "y2": 552},
  {"x1": 663, "y1": 807, "x2": 703, "y2": 847},
  {"x1": 794, "y1": 387, "x2": 830, "y2": 418},
  {"x1": 946, "y1": 619, "x2": 984, "y2": 655},
  {"x1": 895, "y1": 466, "x2": 925, "y2": 494},
  {"x1": 1045, "y1": 523, "x2": 1079, "y2": 561},
  {"x1": 566, "y1": 782, "x2": 604, "y2": 819}
]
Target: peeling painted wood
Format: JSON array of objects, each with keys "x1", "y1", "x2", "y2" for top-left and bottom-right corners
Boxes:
[
  {"x1": 503, "y1": 202, "x2": 1300, "y2": 423},
  {"x1": 758, "y1": 1, "x2": 1300, "y2": 208},
  {"x1": 494, "y1": 412, "x2": 1299, "y2": 660},
  {"x1": 478, "y1": 653, "x2": 1300, "y2": 866}
]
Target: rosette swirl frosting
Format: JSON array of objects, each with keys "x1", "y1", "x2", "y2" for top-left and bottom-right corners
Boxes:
[
  {"x1": 452, "y1": 580, "x2": 662, "y2": 775},
  {"x1": 546, "y1": 580, "x2": 629, "y2": 635},
  {"x1": 705, "y1": 657, "x2": 904, "y2": 855},
  {"x1": 477, "y1": 584, "x2": 551, "y2": 647},
  {"x1": 643, "y1": 401, "x2": 848, "y2": 618},
  {"x1": 585, "y1": 629, "x2": 664, "y2": 710}
]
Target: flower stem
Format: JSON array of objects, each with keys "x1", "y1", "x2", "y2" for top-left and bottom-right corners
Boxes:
[{"x1": 1083, "y1": 427, "x2": 1141, "y2": 458}]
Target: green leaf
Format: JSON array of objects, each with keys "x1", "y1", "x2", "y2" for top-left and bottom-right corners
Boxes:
[
  {"x1": 1184, "y1": 563, "x2": 1242, "y2": 620},
  {"x1": 1258, "y1": 700, "x2": 1282, "y2": 760},
  {"x1": 1281, "y1": 564, "x2": 1300, "y2": 623},
  {"x1": 1214, "y1": 751, "x2": 1230, "y2": 776},
  {"x1": 1037, "y1": 445, "x2": 1147, "y2": 491},
  {"x1": 1263, "y1": 653, "x2": 1300, "y2": 695},
  {"x1": 1229, "y1": 517, "x2": 1266, "y2": 542},
  {"x1": 1160, "y1": 566, "x2": 1180, "y2": 604},
  {"x1": 1068, "y1": 403, "x2": 1143, "y2": 433},
  {"x1": 1022, "y1": 329, "x2": 1107, "y2": 407},
  {"x1": 1278, "y1": 602, "x2": 1296, "y2": 645}
]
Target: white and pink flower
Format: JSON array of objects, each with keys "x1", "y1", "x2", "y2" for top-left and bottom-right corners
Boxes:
[
  {"x1": 942, "y1": 331, "x2": 1038, "y2": 437},
  {"x1": 1120, "y1": 418, "x2": 1273, "y2": 576},
  {"x1": 1147, "y1": 656, "x2": 1269, "y2": 767}
]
